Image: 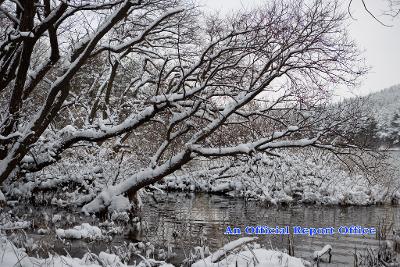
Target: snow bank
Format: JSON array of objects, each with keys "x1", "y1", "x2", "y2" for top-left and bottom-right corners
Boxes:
[
  {"x1": 193, "y1": 249, "x2": 306, "y2": 267},
  {"x1": 192, "y1": 237, "x2": 307, "y2": 267},
  {"x1": 0, "y1": 228, "x2": 310, "y2": 267},
  {"x1": 0, "y1": 235, "x2": 173, "y2": 267}
]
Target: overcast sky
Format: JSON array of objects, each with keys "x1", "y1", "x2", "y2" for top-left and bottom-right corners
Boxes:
[{"x1": 198, "y1": 0, "x2": 400, "y2": 98}]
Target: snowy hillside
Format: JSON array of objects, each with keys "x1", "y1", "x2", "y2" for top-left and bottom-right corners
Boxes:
[
  {"x1": 354, "y1": 84, "x2": 400, "y2": 146},
  {"x1": 365, "y1": 84, "x2": 400, "y2": 129}
]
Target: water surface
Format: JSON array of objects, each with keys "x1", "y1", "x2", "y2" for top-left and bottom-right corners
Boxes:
[
  {"x1": 4, "y1": 192, "x2": 399, "y2": 266},
  {"x1": 135, "y1": 192, "x2": 399, "y2": 266}
]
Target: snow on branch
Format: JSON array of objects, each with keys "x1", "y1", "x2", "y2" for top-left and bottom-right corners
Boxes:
[{"x1": 0, "y1": 0, "x2": 371, "y2": 212}]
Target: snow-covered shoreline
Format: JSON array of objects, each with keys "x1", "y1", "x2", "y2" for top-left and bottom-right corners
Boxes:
[
  {"x1": 2, "y1": 149, "x2": 398, "y2": 209},
  {"x1": 156, "y1": 151, "x2": 399, "y2": 206},
  {"x1": 0, "y1": 234, "x2": 174, "y2": 267},
  {"x1": 0, "y1": 234, "x2": 311, "y2": 267}
]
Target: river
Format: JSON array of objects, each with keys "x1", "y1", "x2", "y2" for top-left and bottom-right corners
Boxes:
[
  {"x1": 133, "y1": 192, "x2": 398, "y2": 266},
  {"x1": 4, "y1": 192, "x2": 399, "y2": 266}
]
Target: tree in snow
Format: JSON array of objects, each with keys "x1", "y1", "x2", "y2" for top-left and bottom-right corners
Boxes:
[
  {"x1": 0, "y1": 0, "x2": 368, "y2": 212},
  {"x1": 388, "y1": 113, "x2": 400, "y2": 145}
]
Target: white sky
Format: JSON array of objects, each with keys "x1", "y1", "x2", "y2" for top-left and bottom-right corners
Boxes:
[{"x1": 198, "y1": 0, "x2": 400, "y2": 98}]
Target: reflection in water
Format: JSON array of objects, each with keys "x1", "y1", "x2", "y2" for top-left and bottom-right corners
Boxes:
[
  {"x1": 134, "y1": 192, "x2": 399, "y2": 266},
  {"x1": 6, "y1": 192, "x2": 399, "y2": 266}
]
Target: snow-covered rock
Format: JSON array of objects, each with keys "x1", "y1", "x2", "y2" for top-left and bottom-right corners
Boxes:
[
  {"x1": 0, "y1": 220, "x2": 31, "y2": 230},
  {"x1": 313, "y1": 244, "x2": 332, "y2": 260},
  {"x1": 56, "y1": 223, "x2": 104, "y2": 240}
]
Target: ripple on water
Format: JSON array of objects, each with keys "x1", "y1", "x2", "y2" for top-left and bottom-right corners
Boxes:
[
  {"x1": 134, "y1": 192, "x2": 400, "y2": 266},
  {"x1": 4, "y1": 192, "x2": 400, "y2": 266}
]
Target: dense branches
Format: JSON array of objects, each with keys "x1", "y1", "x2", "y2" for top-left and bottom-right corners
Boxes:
[{"x1": 0, "y1": 0, "x2": 368, "y2": 212}]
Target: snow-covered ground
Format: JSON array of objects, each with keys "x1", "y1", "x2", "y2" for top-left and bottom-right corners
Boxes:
[
  {"x1": 0, "y1": 234, "x2": 174, "y2": 267},
  {"x1": 0, "y1": 234, "x2": 310, "y2": 267},
  {"x1": 191, "y1": 237, "x2": 309, "y2": 267},
  {"x1": 193, "y1": 249, "x2": 307, "y2": 267}
]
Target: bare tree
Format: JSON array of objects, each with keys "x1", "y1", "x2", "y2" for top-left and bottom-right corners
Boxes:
[
  {"x1": 349, "y1": 0, "x2": 400, "y2": 25},
  {"x1": 0, "y1": 0, "x2": 367, "y2": 213},
  {"x1": 387, "y1": 0, "x2": 400, "y2": 16}
]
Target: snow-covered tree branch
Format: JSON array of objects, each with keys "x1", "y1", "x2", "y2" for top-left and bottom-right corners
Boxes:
[{"x1": 0, "y1": 0, "x2": 369, "y2": 212}]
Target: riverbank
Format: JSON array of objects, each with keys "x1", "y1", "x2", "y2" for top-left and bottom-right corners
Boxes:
[{"x1": 1, "y1": 234, "x2": 312, "y2": 267}]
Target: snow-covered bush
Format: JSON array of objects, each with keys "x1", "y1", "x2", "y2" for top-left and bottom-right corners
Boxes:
[{"x1": 3, "y1": 144, "x2": 142, "y2": 210}]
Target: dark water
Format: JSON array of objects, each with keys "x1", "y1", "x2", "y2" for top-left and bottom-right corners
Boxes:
[
  {"x1": 5, "y1": 192, "x2": 400, "y2": 266},
  {"x1": 133, "y1": 192, "x2": 400, "y2": 266}
]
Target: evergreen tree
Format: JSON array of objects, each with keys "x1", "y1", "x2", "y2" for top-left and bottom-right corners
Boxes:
[{"x1": 389, "y1": 113, "x2": 400, "y2": 145}]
